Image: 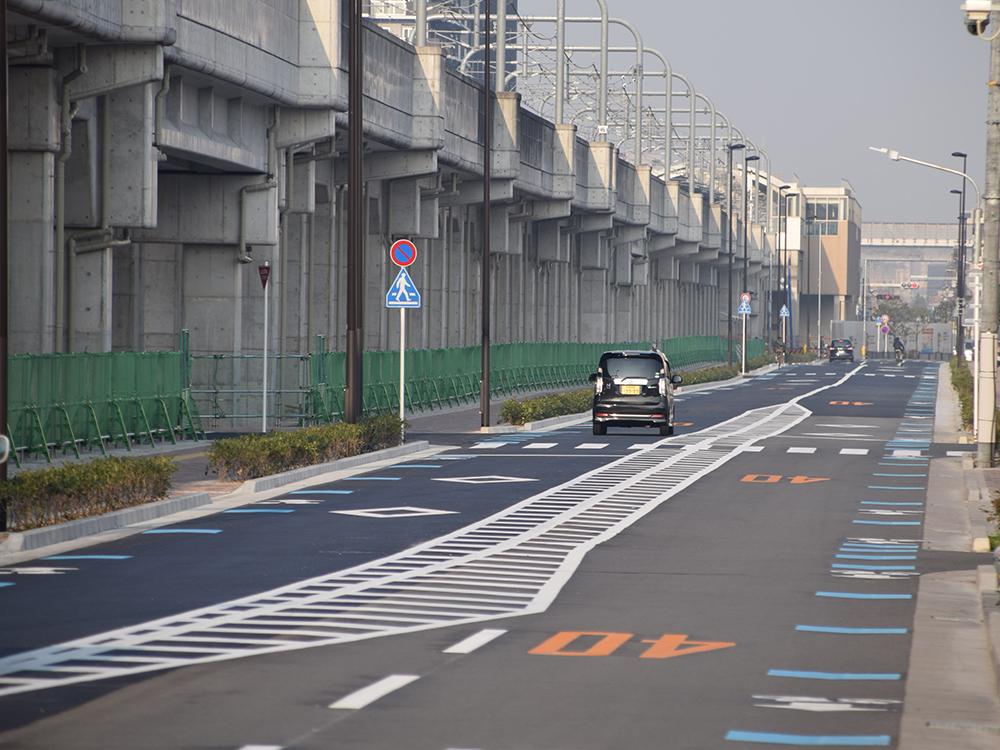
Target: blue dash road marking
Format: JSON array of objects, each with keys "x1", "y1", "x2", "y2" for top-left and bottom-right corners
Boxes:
[
  {"x1": 345, "y1": 477, "x2": 402, "y2": 481},
  {"x1": 42, "y1": 555, "x2": 132, "y2": 560},
  {"x1": 0, "y1": 583, "x2": 15, "y2": 588},
  {"x1": 796, "y1": 625, "x2": 907, "y2": 635},
  {"x1": 142, "y1": 529, "x2": 222, "y2": 535},
  {"x1": 290, "y1": 490, "x2": 353, "y2": 495},
  {"x1": 835, "y1": 554, "x2": 916, "y2": 561},
  {"x1": 223, "y1": 509, "x2": 295, "y2": 514},
  {"x1": 767, "y1": 669, "x2": 901, "y2": 681},
  {"x1": 832, "y1": 563, "x2": 916, "y2": 571},
  {"x1": 816, "y1": 592, "x2": 912, "y2": 600},
  {"x1": 851, "y1": 520, "x2": 922, "y2": 526},
  {"x1": 725, "y1": 730, "x2": 890, "y2": 746}
]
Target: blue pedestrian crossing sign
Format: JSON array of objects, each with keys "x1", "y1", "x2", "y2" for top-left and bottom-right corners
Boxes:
[
  {"x1": 386, "y1": 267, "x2": 422, "y2": 309},
  {"x1": 779, "y1": 304, "x2": 790, "y2": 318},
  {"x1": 737, "y1": 301, "x2": 752, "y2": 315}
]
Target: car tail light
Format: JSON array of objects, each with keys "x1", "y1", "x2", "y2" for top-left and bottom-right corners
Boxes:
[
  {"x1": 658, "y1": 378, "x2": 667, "y2": 396},
  {"x1": 594, "y1": 376, "x2": 604, "y2": 395}
]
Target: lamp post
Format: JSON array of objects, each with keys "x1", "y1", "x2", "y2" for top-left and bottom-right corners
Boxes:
[
  {"x1": 777, "y1": 184, "x2": 791, "y2": 346},
  {"x1": 743, "y1": 153, "x2": 760, "y2": 295},
  {"x1": 345, "y1": 0, "x2": 364, "y2": 424},
  {"x1": 782, "y1": 190, "x2": 798, "y2": 346},
  {"x1": 480, "y1": 2, "x2": 493, "y2": 428},
  {"x1": 726, "y1": 142, "x2": 745, "y2": 366},
  {"x1": 953, "y1": 150, "x2": 969, "y2": 359}
]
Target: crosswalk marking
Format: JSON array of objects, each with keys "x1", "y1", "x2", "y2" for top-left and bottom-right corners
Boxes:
[{"x1": 839, "y1": 448, "x2": 869, "y2": 455}]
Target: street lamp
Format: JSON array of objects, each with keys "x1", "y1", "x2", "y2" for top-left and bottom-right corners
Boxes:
[
  {"x1": 952, "y1": 151, "x2": 969, "y2": 358},
  {"x1": 743, "y1": 153, "x2": 760, "y2": 295},
  {"x1": 782, "y1": 189, "x2": 799, "y2": 346},
  {"x1": 726, "y1": 142, "x2": 745, "y2": 366},
  {"x1": 777, "y1": 184, "x2": 792, "y2": 345}
]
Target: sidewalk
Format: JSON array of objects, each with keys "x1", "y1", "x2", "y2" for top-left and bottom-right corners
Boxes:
[{"x1": 899, "y1": 361, "x2": 1000, "y2": 749}]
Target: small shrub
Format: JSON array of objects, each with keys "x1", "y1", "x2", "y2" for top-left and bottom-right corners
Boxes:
[
  {"x1": 208, "y1": 415, "x2": 403, "y2": 481},
  {"x1": 500, "y1": 389, "x2": 593, "y2": 425},
  {"x1": 950, "y1": 357, "x2": 973, "y2": 427},
  {"x1": 0, "y1": 456, "x2": 176, "y2": 532}
]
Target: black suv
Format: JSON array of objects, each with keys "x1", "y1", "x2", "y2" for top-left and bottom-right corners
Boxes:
[
  {"x1": 589, "y1": 350, "x2": 682, "y2": 436},
  {"x1": 828, "y1": 338, "x2": 854, "y2": 363}
]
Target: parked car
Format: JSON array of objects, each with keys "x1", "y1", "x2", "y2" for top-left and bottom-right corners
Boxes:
[
  {"x1": 828, "y1": 338, "x2": 854, "y2": 363},
  {"x1": 589, "y1": 349, "x2": 682, "y2": 436}
]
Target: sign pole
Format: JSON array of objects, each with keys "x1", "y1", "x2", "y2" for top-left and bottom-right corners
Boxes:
[
  {"x1": 259, "y1": 261, "x2": 271, "y2": 434},
  {"x1": 741, "y1": 311, "x2": 747, "y2": 375},
  {"x1": 399, "y1": 308, "x2": 406, "y2": 441}
]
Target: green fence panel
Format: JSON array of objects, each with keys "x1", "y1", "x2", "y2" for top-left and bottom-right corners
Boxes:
[
  {"x1": 308, "y1": 336, "x2": 749, "y2": 422},
  {"x1": 7, "y1": 351, "x2": 196, "y2": 464}
]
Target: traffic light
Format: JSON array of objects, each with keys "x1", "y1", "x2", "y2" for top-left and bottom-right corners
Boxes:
[
  {"x1": 878, "y1": 293, "x2": 899, "y2": 301},
  {"x1": 900, "y1": 282, "x2": 920, "y2": 290}
]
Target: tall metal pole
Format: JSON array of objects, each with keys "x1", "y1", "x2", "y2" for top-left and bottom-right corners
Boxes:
[
  {"x1": 0, "y1": 0, "x2": 8, "y2": 500},
  {"x1": 726, "y1": 145, "x2": 735, "y2": 366},
  {"x1": 496, "y1": 0, "x2": 506, "y2": 93},
  {"x1": 480, "y1": 2, "x2": 493, "y2": 428},
  {"x1": 977, "y1": 19, "x2": 1000, "y2": 466},
  {"x1": 954, "y1": 152, "x2": 968, "y2": 358},
  {"x1": 415, "y1": 0, "x2": 427, "y2": 46},
  {"x1": 742, "y1": 153, "x2": 750, "y2": 293},
  {"x1": 555, "y1": 0, "x2": 565, "y2": 123},
  {"x1": 817, "y1": 227, "x2": 822, "y2": 354},
  {"x1": 345, "y1": 0, "x2": 364, "y2": 423}
]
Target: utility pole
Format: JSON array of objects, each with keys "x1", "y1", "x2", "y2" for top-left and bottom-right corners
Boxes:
[
  {"x1": 1, "y1": 0, "x2": 9, "y2": 516},
  {"x1": 480, "y1": 2, "x2": 492, "y2": 428},
  {"x1": 978, "y1": 17, "x2": 1000, "y2": 466},
  {"x1": 345, "y1": 0, "x2": 364, "y2": 423},
  {"x1": 954, "y1": 152, "x2": 968, "y2": 359}
]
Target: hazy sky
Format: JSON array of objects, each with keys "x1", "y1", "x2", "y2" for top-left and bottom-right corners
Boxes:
[{"x1": 520, "y1": 0, "x2": 989, "y2": 223}]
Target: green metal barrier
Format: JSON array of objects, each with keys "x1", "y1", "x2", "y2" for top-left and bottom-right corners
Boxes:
[
  {"x1": 7, "y1": 346, "x2": 203, "y2": 466},
  {"x1": 309, "y1": 336, "x2": 761, "y2": 421}
]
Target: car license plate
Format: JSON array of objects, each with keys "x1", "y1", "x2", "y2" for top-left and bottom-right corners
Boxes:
[{"x1": 620, "y1": 385, "x2": 641, "y2": 395}]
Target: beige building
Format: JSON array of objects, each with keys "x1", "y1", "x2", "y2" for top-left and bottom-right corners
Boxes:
[{"x1": 782, "y1": 185, "x2": 862, "y2": 348}]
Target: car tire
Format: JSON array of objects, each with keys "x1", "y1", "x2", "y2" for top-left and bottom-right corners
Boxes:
[
  {"x1": 659, "y1": 424, "x2": 674, "y2": 436},
  {"x1": 593, "y1": 421, "x2": 607, "y2": 436}
]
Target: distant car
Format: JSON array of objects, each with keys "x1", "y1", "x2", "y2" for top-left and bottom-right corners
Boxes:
[
  {"x1": 589, "y1": 350, "x2": 682, "y2": 436},
  {"x1": 828, "y1": 338, "x2": 854, "y2": 362}
]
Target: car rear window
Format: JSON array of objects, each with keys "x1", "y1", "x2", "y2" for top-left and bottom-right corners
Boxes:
[
  {"x1": 831, "y1": 340, "x2": 851, "y2": 347},
  {"x1": 601, "y1": 355, "x2": 661, "y2": 380}
]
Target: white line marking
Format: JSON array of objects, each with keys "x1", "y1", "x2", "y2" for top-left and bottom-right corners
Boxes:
[
  {"x1": 628, "y1": 443, "x2": 657, "y2": 450},
  {"x1": 0, "y1": 364, "x2": 866, "y2": 698},
  {"x1": 470, "y1": 442, "x2": 508, "y2": 449},
  {"x1": 787, "y1": 447, "x2": 817, "y2": 454},
  {"x1": 892, "y1": 450, "x2": 923, "y2": 457},
  {"x1": 575, "y1": 443, "x2": 610, "y2": 450},
  {"x1": 238, "y1": 745, "x2": 283, "y2": 750},
  {"x1": 443, "y1": 628, "x2": 508, "y2": 654},
  {"x1": 840, "y1": 448, "x2": 870, "y2": 456},
  {"x1": 329, "y1": 674, "x2": 420, "y2": 710},
  {"x1": 800, "y1": 432, "x2": 872, "y2": 438},
  {"x1": 741, "y1": 446, "x2": 765, "y2": 452},
  {"x1": 816, "y1": 424, "x2": 878, "y2": 429},
  {"x1": 524, "y1": 443, "x2": 557, "y2": 450},
  {"x1": 946, "y1": 451, "x2": 973, "y2": 457}
]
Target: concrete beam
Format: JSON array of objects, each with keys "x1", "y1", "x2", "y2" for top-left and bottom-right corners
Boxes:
[
  {"x1": 360, "y1": 149, "x2": 438, "y2": 182},
  {"x1": 64, "y1": 45, "x2": 164, "y2": 102}
]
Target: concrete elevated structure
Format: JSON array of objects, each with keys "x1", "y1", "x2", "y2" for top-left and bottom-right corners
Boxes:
[{"x1": 4, "y1": 0, "x2": 809, "y2": 412}]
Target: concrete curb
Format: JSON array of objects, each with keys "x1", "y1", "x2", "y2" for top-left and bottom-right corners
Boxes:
[
  {"x1": 243, "y1": 441, "x2": 430, "y2": 493},
  {"x1": 0, "y1": 492, "x2": 212, "y2": 554}
]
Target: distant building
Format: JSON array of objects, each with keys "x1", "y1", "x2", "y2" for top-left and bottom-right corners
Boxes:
[{"x1": 782, "y1": 185, "x2": 862, "y2": 348}]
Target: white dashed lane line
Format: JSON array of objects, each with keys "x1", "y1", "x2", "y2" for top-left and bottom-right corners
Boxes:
[
  {"x1": 786, "y1": 447, "x2": 817, "y2": 454},
  {"x1": 840, "y1": 448, "x2": 870, "y2": 456},
  {"x1": 575, "y1": 443, "x2": 610, "y2": 450},
  {"x1": 329, "y1": 675, "x2": 421, "y2": 710},
  {"x1": 523, "y1": 443, "x2": 557, "y2": 450},
  {"x1": 443, "y1": 629, "x2": 508, "y2": 654}
]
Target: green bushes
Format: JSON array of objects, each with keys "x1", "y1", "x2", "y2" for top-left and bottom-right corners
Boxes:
[
  {"x1": 0, "y1": 456, "x2": 176, "y2": 532},
  {"x1": 500, "y1": 389, "x2": 593, "y2": 426},
  {"x1": 208, "y1": 414, "x2": 403, "y2": 481},
  {"x1": 679, "y1": 364, "x2": 739, "y2": 385},
  {"x1": 950, "y1": 357, "x2": 974, "y2": 427}
]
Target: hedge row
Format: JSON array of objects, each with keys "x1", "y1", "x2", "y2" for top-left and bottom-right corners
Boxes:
[
  {"x1": 208, "y1": 414, "x2": 403, "y2": 480},
  {"x1": 950, "y1": 356, "x2": 974, "y2": 427},
  {"x1": 499, "y1": 355, "x2": 777, "y2": 425},
  {"x1": 0, "y1": 456, "x2": 176, "y2": 532}
]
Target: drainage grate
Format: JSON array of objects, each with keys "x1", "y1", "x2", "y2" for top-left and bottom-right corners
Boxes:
[{"x1": 0, "y1": 403, "x2": 811, "y2": 696}]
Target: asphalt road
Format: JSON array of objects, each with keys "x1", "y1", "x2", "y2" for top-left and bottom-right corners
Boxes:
[{"x1": 0, "y1": 360, "x2": 984, "y2": 749}]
